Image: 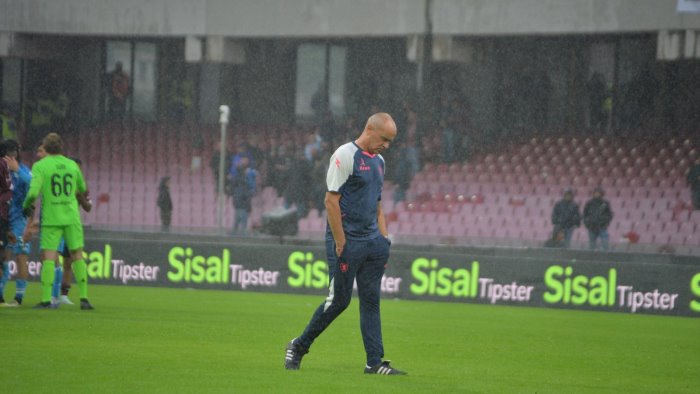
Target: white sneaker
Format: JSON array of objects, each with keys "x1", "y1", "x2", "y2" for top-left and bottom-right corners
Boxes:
[{"x1": 58, "y1": 295, "x2": 74, "y2": 305}]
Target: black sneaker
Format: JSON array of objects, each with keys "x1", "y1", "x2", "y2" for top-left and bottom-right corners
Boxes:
[
  {"x1": 13, "y1": 296, "x2": 23, "y2": 305},
  {"x1": 80, "y1": 298, "x2": 95, "y2": 310},
  {"x1": 33, "y1": 302, "x2": 53, "y2": 309},
  {"x1": 284, "y1": 338, "x2": 308, "y2": 370},
  {"x1": 364, "y1": 360, "x2": 407, "y2": 375}
]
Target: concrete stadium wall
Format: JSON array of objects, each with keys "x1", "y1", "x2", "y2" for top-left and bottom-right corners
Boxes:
[
  {"x1": 433, "y1": 0, "x2": 700, "y2": 35},
  {"x1": 205, "y1": 0, "x2": 425, "y2": 37},
  {"x1": 0, "y1": 0, "x2": 207, "y2": 36},
  {"x1": 2, "y1": 0, "x2": 699, "y2": 38}
]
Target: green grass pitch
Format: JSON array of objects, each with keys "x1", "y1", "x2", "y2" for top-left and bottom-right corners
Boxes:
[{"x1": 2, "y1": 283, "x2": 699, "y2": 393}]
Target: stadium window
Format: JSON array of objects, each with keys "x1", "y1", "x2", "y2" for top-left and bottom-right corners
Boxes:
[
  {"x1": 105, "y1": 40, "x2": 132, "y2": 119},
  {"x1": 294, "y1": 43, "x2": 346, "y2": 119},
  {"x1": 132, "y1": 42, "x2": 157, "y2": 121},
  {"x1": 328, "y1": 46, "x2": 347, "y2": 116},
  {"x1": 105, "y1": 40, "x2": 158, "y2": 121}
]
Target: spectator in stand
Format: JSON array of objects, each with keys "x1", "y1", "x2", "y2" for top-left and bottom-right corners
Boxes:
[
  {"x1": 391, "y1": 107, "x2": 419, "y2": 203},
  {"x1": 404, "y1": 108, "x2": 420, "y2": 175},
  {"x1": 310, "y1": 146, "x2": 328, "y2": 213},
  {"x1": 230, "y1": 156, "x2": 256, "y2": 236},
  {"x1": 246, "y1": 134, "x2": 264, "y2": 170},
  {"x1": 210, "y1": 141, "x2": 231, "y2": 193},
  {"x1": 310, "y1": 82, "x2": 328, "y2": 123},
  {"x1": 304, "y1": 129, "x2": 322, "y2": 161},
  {"x1": 157, "y1": 176, "x2": 172, "y2": 232},
  {"x1": 452, "y1": 98, "x2": 474, "y2": 162},
  {"x1": 393, "y1": 139, "x2": 413, "y2": 203},
  {"x1": 551, "y1": 189, "x2": 581, "y2": 248},
  {"x1": 341, "y1": 115, "x2": 359, "y2": 143},
  {"x1": 229, "y1": 141, "x2": 255, "y2": 178},
  {"x1": 284, "y1": 148, "x2": 311, "y2": 218},
  {"x1": 440, "y1": 118, "x2": 455, "y2": 164},
  {"x1": 320, "y1": 110, "x2": 336, "y2": 142},
  {"x1": 583, "y1": 187, "x2": 613, "y2": 251},
  {"x1": 266, "y1": 145, "x2": 289, "y2": 198},
  {"x1": 438, "y1": 96, "x2": 455, "y2": 164},
  {"x1": 109, "y1": 61, "x2": 130, "y2": 122},
  {"x1": 687, "y1": 157, "x2": 700, "y2": 210}
]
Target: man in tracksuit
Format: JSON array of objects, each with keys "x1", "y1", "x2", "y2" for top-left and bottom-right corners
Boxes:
[
  {"x1": 583, "y1": 187, "x2": 613, "y2": 251},
  {"x1": 285, "y1": 113, "x2": 406, "y2": 375}
]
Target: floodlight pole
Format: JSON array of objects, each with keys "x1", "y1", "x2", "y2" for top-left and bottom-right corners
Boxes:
[{"x1": 217, "y1": 105, "x2": 230, "y2": 231}]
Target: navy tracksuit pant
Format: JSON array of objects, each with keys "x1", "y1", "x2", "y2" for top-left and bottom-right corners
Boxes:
[{"x1": 297, "y1": 235, "x2": 390, "y2": 367}]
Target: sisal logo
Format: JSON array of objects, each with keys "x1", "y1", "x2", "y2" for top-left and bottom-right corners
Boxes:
[
  {"x1": 168, "y1": 246, "x2": 230, "y2": 284},
  {"x1": 410, "y1": 258, "x2": 533, "y2": 304},
  {"x1": 691, "y1": 273, "x2": 700, "y2": 313},
  {"x1": 410, "y1": 258, "x2": 479, "y2": 297},
  {"x1": 543, "y1": 265, "x2": 616, "y2": 307},
  {"x1": 543, "y1": 265, "x2": 679, "y2": 313},
  {"x1": 168, "y1": 246, "x2": 279, "y2": 289}
]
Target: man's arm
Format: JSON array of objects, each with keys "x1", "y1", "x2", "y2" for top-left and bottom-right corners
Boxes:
[
  {"x1": 583, "y1": 201, "x2": 591, "y2": 220},
  {"x1": 76, "y1": 191, "x2": 92, "y2": 212},
  {"x1": 377, "y1": 201, "x2": 389, "y2": 238},
  {"x1": 325, "y1": 191, "x2": 345, "y2": 256},
  {"x1": 18, "y1": 164, "x2": 32, "y2": 185},
  {"x1": 23, "y1": 165, "x2": 42, "y2": 211},
  {"x1": 573, "y1": 205, "x2": 582, "y2": 227},
  {"x1": 551, "y1": 203, "x2": 560, "y2": 225}
]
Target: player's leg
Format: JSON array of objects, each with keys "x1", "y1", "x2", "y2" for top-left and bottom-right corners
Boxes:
[
  {"x1": 51, "y1": 239, "x2": 69, "y2": 305},
  {"x1": 52, "y1": 260, "x2": 63, "y2": 305},
  {"x1": 297, "y1": 238, "x2": 360, "y2": 346},
  {"x1": 0, "y1": 219, "x2": 10, "y2": 305},
  {"x1": 59, "y1": 245, "x2": 74, "y2": 304},
  {"x1": 357, "y1": 236, "x2": 405, "y2": 375},
  {"x1": 13, "y1": 252, "x2": 29, "y2": 305},
  {"x1": 65, "y1": 223, "x2": 92, "y2": 310},
  {"x1": 0, "y1": 260, "x2": 8, "y2": 305},
  {"x1": 356, "y1": 236, "x2": 389, "y2": 368},
  {"x1": 9, "y1": 217, "x2": 30, "y2": 305},
  {"x1": 286, "y1": 238, "x2": 361, "y2": 370},
  {"x1": 35, "y1": 226, "x2": 62, "y2": 308}
]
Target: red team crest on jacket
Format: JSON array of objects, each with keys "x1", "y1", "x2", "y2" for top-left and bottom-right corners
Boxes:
[{"x1": 339, "y1": 262, "x2": 349, "y2": 273}]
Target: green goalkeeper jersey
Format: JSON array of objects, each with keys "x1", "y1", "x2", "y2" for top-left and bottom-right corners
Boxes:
[{"x1": 23, "y1": 154, "x2": 87, "y2": 226}]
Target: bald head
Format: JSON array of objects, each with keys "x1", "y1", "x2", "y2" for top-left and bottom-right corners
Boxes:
[
  {"x1": 357, "y1": 112, "x2": 397, "y2": 154},
  {"x1": 366, "y1": 112, "x2": 396, "y2": 132}
]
